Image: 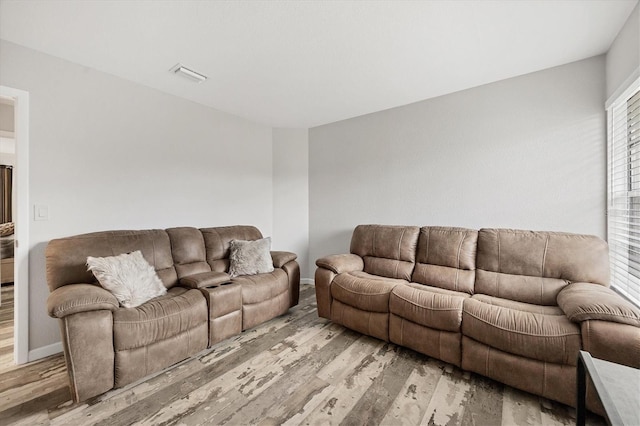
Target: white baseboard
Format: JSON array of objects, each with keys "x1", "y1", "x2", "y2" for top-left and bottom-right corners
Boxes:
[
  {"x1": 29, "y1": 341, "x2": 63, "y2": 362},
  {"x1": 301, "y1": 278, "x2": 315, "y2": 285}
]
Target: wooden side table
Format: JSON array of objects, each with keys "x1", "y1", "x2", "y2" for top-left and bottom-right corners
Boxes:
[{"x1": 577, "y1": 351, "x2": 640, "y2": 426}]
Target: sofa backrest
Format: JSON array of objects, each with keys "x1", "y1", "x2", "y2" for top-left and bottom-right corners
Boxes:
[
  {"x1": 200, "y1": 225, "x2": 264, "y2": 272},
  {"x1": 166, "y1": 227, "x2": 211, "y2": 279},
  {"x1": 350, "y1": 224, "x2": 419, "y2": 281},
  {"x1": 411, "y1": 227, "x2": 478, "y2": 294},
  {"x1": 45, "y1": 229, "x2": 178, "y2": 291},
  {"x1": 475, "y1": 228, "x2": 610, "y2": 305}
]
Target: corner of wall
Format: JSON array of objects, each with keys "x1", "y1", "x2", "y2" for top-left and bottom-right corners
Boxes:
[
  {"x1": 606, "y1": 2, "x2": 640, "y2": 100},
  {"x1": 272, "y1": 128, "x2": 311, "y2": 280}
]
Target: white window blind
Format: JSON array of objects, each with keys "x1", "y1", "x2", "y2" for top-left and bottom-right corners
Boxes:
[{"x1": 608, "y1": 77, "x2": 640, "y2": 307}]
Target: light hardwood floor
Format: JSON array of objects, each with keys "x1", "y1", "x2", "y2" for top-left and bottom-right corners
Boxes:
[
  {"x1": 0, "y1": 284, "x2": 604, "y2": 425},
  {"x1": 0, "y1": 284, "x2": 14, "y2": 372}
]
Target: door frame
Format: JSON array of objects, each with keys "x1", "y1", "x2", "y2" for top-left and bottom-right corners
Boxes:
[{"x1": 0, "y1": 85, "x2": 29, "y2": 365}]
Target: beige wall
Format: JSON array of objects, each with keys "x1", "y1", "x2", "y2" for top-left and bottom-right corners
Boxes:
[
  {"x1": 606, "y1": 2, "x2": 640, "y2": 100},
  {"x1": 0, "y1": 40, "x2": 274, "y2": 353},
  {"x1": 272, "y1": 128, "x2": 310, "y2": 278},
  {"x1": 309, "y1": 56, "x2": 607, "y2": 274}
]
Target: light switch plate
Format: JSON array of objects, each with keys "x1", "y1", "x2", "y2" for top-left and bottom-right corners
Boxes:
[{"x1": 34, "y1": 204, "x2": 49, "y2": 221}]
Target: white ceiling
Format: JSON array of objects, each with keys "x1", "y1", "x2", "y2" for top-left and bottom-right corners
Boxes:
[{"x1": 0, "y1": 0, "x2": 637, "y2": 128}]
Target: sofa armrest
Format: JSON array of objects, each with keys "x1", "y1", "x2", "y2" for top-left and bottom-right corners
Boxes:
[
  {"x1": 281, "y1": 260, "x2": 300, "y2": 308},
  {"x1": 271, "y1": 251, "x2": 297, "y2": 268},
  {"x1": 180, "y1": 271, "x2": 231, "y2": 289},
  {"x1": 61, "y1": 310, "x2": 115, "y2": 402},
  {"x1": 557, "y1": 282, "x2": 640, "y2": 327},
  {"x1": 47, "y1": 284, "x2": 119, "y2": 319},
  {"x1": 316, "y1": 254, "x2": 364, "y2": 274}
]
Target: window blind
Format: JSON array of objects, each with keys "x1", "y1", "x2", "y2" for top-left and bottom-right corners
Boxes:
[{"x1": 608, "y1": 77, "x2": 640, "y2": 307}]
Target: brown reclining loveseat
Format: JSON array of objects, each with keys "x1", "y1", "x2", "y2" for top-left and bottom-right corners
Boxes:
[
  {"x1": 315, "y1": 224, "x2": 640, "y2": 413},
  {"x1": 46, "y1": 225, "x2": 300, "y2": 402}
]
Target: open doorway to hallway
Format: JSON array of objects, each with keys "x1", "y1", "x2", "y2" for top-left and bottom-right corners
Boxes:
[
  {"x1": 0, "y1": 86, "x2": 29, "y2": 369},
  {"x1": 0, "y1": 97, "x2": 15, "y2": 371}
]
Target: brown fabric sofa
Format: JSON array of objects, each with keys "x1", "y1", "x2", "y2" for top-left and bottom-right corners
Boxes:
[
  {"x1": 315, "y1": 224, "x2": 640, "y2": 413},
  {"x1": 46, "y1": 225, "x2": 300, "y2": 402}
]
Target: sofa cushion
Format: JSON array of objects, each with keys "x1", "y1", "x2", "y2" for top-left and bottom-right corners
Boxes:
[
  {"x1": 411, "y1": 227, "x2": 477, "y2": 294},
  {"x1": 475, "y1": 229, "x2": 609, "y2": 305},
  {"x1": 350, "y1": 225, "x2": 419, "y2": 281},
  {"x1": 200, "y1": 226, "x2": 264, "y2": 272},
  {"x1": 477, "y1": 229, "x2": 609, "y2": 283},
  {"x1": 475, "y1": 270, "x2": 568, "y2": 306},
  {"x1": 471, "y1": 294, "x2": 565, "y2": 316},
  {"x1": 113, "y1": 287, "x2": 207, "y2": 351},
  {"x1": 232, "y1": 268, "x2": 289, "y2": 305},
  {"x1": 0, "y1": 221, "x2": 14, "y2": 237},
  {"x1": 46, "y1": 229, "x2": 178, "y2": 291},
  {"x1": 462, "y1": 296, "x2": 581, "y2": 365},
  {"x1": 331, "y1": 271, "x2": 405, "y2": 313},
  {"x1": 390, "y1": 283, "x2": 468, "y2": 332},
  {"x1": 166, "y1": 227, "x2": 210, "y2": 279}
]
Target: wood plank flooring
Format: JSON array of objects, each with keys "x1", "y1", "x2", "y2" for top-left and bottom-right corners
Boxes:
[
  {"x1": 0, "y1": 284, "x2": 15, "y2": 372},
  {"x1": 0, "y1": 284, "x2": 605, "y2": 425}
]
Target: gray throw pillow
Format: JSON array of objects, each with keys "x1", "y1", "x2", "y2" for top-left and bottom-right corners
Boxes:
[
  {"x1": 86, "y1": 250, "x2": 167, "y2": 308},
  {"x1": 228, "y1": 237, "x2": 274, "y2": 278}
]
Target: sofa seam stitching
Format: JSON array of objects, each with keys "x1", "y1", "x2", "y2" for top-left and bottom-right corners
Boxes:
[
  {"x1": 464, "y1": 311, "x2": 581, "y2": 337},
  {"x1": 395, "y1": 228, "x2": 406, "y2": 278},
  {"x1": 55, "y1": 300, "x2": 118, "y2": 317},
  {"x1": 541, "y1": 235, "x2": 549, "y2": 304},
  {"x1": 571, "y1": 310, "x2": 638, "y2": 320},
  {"x1": 114, "y1": 309, "x2": 190, "y2": 324},
  {"x1": 497, "y1": 231, "x2": 501, "y2": 274},
  {"x1": 334, "y1": 280, "x2": 399, "y2": 296},
  {"x1": 372, "y1": 225, "x2": 377, "y2": 258},
  {"x1": 426, "y1": 228, "x2": 430, "y2": 266},
  {"x1": 393, "y1": 293, "x2": 462, "y2": 311},
  {"x1": 486, "y1": 345, "x2": 490, "y2": 375},
  {"x1": 64, "y1": 318, "x2": 80, "y2": 402},
  {"x1": 397, "y1": 228, "x2": 406, "y2": 261},
  {"x1": 583, "y1": 321, "x2": 590, "y2": 351},
  {"x1": 456, "y1": 232, "x2": 464, "y2": 270}
]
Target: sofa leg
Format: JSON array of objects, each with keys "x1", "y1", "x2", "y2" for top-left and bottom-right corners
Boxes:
[{"x1": 60, "y1": 310, "x2": 115, "y2": 402}]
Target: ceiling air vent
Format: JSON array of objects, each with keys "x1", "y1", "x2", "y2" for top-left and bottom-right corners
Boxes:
[{"x1": 170, "y1": 64, "x2": 207, "y2": 83}]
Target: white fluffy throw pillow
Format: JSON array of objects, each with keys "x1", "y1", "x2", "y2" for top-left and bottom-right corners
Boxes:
[
  {"x1": 86, "y1": 250, "x2": 167, "y2": 308},
  {"x1": 228, "y1": 237, "x2": 274, "y2": 278}
]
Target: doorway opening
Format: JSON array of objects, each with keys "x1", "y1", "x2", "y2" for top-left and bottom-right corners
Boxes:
[
  {"x1": 0, "y1": 86, "x2": 29, "y2": 370},
  {"x1": 0, "y1": 98, "x2": 15, "y2": 371}
]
